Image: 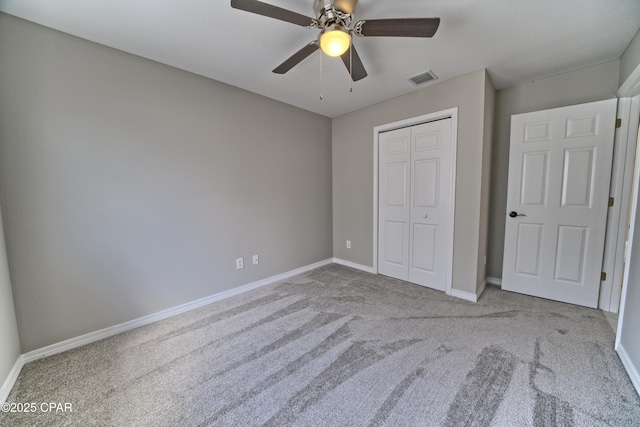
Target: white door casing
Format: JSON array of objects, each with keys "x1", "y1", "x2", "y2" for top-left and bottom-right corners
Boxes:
[
  {"x1": 502, "y1": 99, "x2": 617, "y2": 308},
  {"x1": 378, "y1": 118, "x2": 452, "y2": 291}
]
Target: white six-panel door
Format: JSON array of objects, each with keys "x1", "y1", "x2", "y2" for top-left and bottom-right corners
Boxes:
[
  {"x1": 502, "y1": 99, "x2": 617, "y2": 308},
  {"x1": 378, "y1": 119, "x2": 452, "y2": 291}
]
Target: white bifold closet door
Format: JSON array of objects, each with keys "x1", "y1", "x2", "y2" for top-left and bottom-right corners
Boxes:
[{"x1": 378, "y1": 119, "x2": 452, "y2": 291}]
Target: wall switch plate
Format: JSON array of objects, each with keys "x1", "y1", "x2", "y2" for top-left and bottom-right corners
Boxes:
[
  {"x1": 346, "y1": 240, "x2": 351, "y2": 249},
  {"x1": 236, "y1": 258, "x2": 244, "y2": 269},
  {"x1": 252, "y1": 255, "x2": 259, "y2": 265}
]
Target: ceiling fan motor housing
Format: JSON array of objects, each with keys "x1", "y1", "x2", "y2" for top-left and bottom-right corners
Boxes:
[{"x1": 313, "y1": 0, "x2": 353, "y2": 28}]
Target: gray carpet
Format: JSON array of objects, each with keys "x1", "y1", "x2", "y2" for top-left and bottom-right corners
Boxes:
[{"x1": 2, "y1": 264, "x2": 639, "y2": 426}]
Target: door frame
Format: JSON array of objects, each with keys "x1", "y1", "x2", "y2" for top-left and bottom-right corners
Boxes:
[
  {"x1": 600, "y1": 72, "x2": 640, "y2": 313},
  {"x1": 615, "y1": 94, "x2": 640, "y2": 395},
  {"x1": 373, "y1": 108, "x2": 458, "y2": 295},
  {"x1": 614, "y1": 59, "x2": 640, "y2": 395},
  {"x1": 599, "y1": 96, "x2": 639, "y2": 312}
]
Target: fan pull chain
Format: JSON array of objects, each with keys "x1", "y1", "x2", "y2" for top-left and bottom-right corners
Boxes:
[{"x1": 319, "y1": 51, "x2": 324, "y2": 100}]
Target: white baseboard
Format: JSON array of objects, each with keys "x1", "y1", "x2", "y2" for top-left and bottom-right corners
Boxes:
[
  {"x1": 486, "y1": 277, "x2": 502, "y2": 287},
  {"x1": 617, "y1": 343, "x2": 640, "y2": 397},
  {"x1": 449, "y1": 288, "x2": 478, "y2": 303},
  {"x1": 449, "y1": 279, "x2": 488, "y2": 303},
  {"x1": 22, "y1": 258, "x2": 333, "y2": 364},
  {"x1": 332, "y1": 258, "x2": 376, "y2": 274},
  {"x1": 333, "y1": 259, "x2": 489, "y2": 304},
  {"x1": 0, "y1": 355, "x2": 25, "y2": 404}
]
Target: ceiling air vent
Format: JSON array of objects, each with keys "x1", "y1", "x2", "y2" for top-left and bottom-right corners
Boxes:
[{"x1": 408, "y1": 70, "x2": 438, "y2": 86}]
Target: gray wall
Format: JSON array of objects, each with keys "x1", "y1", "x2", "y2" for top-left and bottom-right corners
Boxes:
[
  {"x1": 620, "y1": 28, "x2": 640, "y2": 86},
  {"x1": 0, "y1": 14, "x2": 333, "y2": 352},
  {"x1": 487, "y1": 60, "x2": 620, "y2": 279},
  {"x1": 477, "y1": 74, "x2": 495, "y2": 290},
  {"x1": 0, "y1": 205, "x2": 20, "y2": 392},
  {"x1": 332, "y1": 69, "x2": 493, "y2": 295}
]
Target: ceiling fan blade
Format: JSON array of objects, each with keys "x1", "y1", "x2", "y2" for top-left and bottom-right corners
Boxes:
[
  {"x1": 273, "y1": 41, "x2": 319, "y2": 74},
  {"x1": 334, "y1": 0, "x2": 358, "y2": 15},
  {"x1": 356, "y1": 18, "x2": 440, "y2": 38},
  {"x1": 231, "y1": 0, "x2": 316, "y2": 27},
  {"x1": 340, "y1": 43, "x2": 367, "y2": 81}
]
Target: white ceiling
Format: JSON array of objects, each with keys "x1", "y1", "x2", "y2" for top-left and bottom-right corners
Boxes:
[{"x1": 1, "y1": 0, "x2": 639, "y2": 118}]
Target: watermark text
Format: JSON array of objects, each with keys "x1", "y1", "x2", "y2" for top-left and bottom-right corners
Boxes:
[{"x1": 1, "y1": 402, "x2": 73, "y2": 413}]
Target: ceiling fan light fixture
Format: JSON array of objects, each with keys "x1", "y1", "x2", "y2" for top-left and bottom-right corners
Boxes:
[{"x1": 319, "y1": 25, "x2": 351, "y2": 57}]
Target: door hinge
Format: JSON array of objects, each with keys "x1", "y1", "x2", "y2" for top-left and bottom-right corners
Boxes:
[
  {"x1": 601, "y1": 272, "x2": 607, "y2": 281},
  {"x1": 609, "y1": 197, "x2": 614, "y2": 207},
  {"x1": 616, "y1": 118, "x2": 622, "y2": 128}
]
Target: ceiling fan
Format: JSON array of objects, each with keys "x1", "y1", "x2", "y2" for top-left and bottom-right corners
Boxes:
[{"x1": 230, "y1": 0, "x2": 440, "y2": 81}]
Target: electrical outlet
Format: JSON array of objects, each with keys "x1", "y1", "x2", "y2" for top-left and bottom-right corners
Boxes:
[
  {"x1": 346, "y1": 240, "x2": 351, "y2": 249},
  {"x1": 236, "y1": 258, "x2": 244, "y2": 270},
  {"x1": 252, "y1": 255, "x2": 259, "y2": 265}
]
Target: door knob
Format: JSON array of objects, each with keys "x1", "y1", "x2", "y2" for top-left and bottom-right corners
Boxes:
[
  {"x1": 508, "y1": 211, "x2": 526, "y2": 218},
  {"x1": 424, "y1": 214, "x2": 428, "y2": 219}
]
